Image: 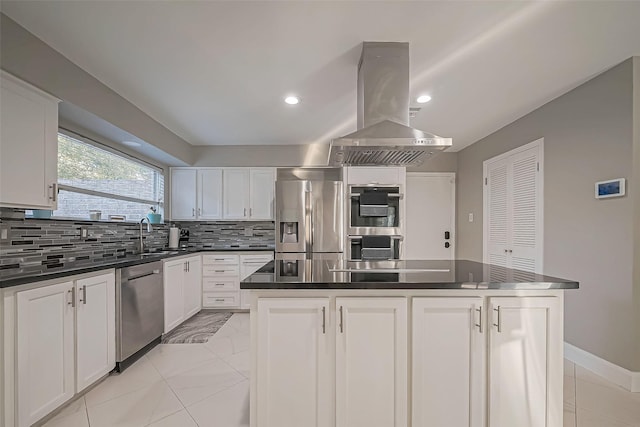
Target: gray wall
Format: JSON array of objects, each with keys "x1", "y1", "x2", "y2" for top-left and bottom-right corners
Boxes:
[
  {"x1": 0, "y1": 13, "x2": 194, "y2": 165},
  {"x1": 457, "y1": 59, "x2": 638, "y2": 371}
]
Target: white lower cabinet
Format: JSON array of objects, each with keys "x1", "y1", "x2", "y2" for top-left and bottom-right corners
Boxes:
[
  {"x1": 254, "y1": 294, "x2": 562, "y2": 427},
  {"x1": 15, "y1": 270, "x2": 115, "y2": 427},
  {"x1": 163, "y1": 255, "x2": 202, "y2": 333},
  {"x1": 488, "y1": 296, "x2": 562, "y2": 427},
  {"x1": 75, "y1": 273, "x2": 116, "y2": 392},
  {"x1": 255, "y1": 297, "x2": 407, "y2": 427},
  {"x1": 336, "y1": 297, "x2": 408, "y2": 427},
  {"x1": 256, "y1": 298, "x2": 331, "y2": 427},
  {"x1": 412, "y1": 297, "x2": 484, "y2": 427},
  {"x1": 16, "y1": 281, "x2": 75, "y2": 427}
]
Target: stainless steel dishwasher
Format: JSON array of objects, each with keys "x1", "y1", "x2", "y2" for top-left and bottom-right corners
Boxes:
[{"x1": 116, "y1": 261, "x2": 164, "y2": 371}]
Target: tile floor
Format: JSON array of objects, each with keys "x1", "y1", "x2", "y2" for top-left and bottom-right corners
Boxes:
[{"x1": 42, "y1": 313, "x2": 639, "y2": 427}]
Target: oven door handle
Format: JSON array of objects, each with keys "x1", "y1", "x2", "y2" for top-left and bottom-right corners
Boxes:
[
  {"x1": 348, "y1": 193, "x2": 404, "y2": 199},
  {"x1": 347, "y1": 235, "x2": 404, "y2": 240}
]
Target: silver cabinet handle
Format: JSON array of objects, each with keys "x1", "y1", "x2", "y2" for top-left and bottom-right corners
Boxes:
[
  {"x1": 215, "y1": 283, "x2": 225, "y2": 286},
  {"x1": 192, "y1": 208, "x2": 196, "y2": 217},
  {"x1": 215, "y1": 298, "x2": 225, "y2": 302},
  {"x1": 67, "y1": 288, "x2": 73, "y2": 306},
  {"x1": 244, "y1": 208, "x2": 247, "y2": 217},
  {"x1": 49, "y1": 183, "x2": 58, "y2": 202},
  {"x1": 475, "y1": 306, "x2": 482, "y2": 333},
  {"x1": 79, "y1": 285, "x2": 87, "y2": 305},
  {"x1": 321, "y1": 306, "x2": 326, "y2": 334},
  {"x1": 493, "y1": 306, "x2": 502, "y2": 333},
  {"x1": 249, "y1": 208, "x2": 252, "y2": 217},
  {"x1": 214, "y1": 270, "x2": 225, "y2": 273},
  {"x1": 187, "y1": 261, "x2": 190, "y2": 272},
  {"x1": 339, "y1": 306, "x2": 344, "y2": 333},
  {"x1": 71, "y1": 287, "x2": 76, "y2": 308},
  {"x1": 214, "y1": 258, "x2": 226, "y2": 261},
  {"x1": 184, "y1": 262, "x2": 187, "y2": 272}
]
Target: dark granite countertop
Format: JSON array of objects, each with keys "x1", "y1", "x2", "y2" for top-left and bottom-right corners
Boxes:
[
  {"x1": 0, "y1": 247, "x2": 274, "y2": 288},
  {"x1": 240, "y1": 259, "x2": 579, "y2": 290}
]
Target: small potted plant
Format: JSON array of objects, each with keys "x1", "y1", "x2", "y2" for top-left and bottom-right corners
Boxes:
[{"x1": 147, "y1": 206, "x2": 162, "y2": 224}]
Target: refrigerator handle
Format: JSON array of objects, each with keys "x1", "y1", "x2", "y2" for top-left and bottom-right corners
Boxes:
[{"x1": 305, "y1": 188, "x2": 312, "y2": 254}]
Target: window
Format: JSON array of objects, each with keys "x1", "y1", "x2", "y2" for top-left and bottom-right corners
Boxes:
[{"x1": 52, "y1": 132, "x2": 164, "y2": 221}]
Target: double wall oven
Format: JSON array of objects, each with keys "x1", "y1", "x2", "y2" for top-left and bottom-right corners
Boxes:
[{"x1": 347, "y1": 184, "x2": 404, "y2": 261}]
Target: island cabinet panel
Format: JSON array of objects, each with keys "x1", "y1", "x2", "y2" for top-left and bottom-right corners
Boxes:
[
  {"x1": 412, "y1": 297, "x2": 485, "y2": 427},
  {"x1": 16, "y1": 281, "x2": 75, "y2": 427},
  {"x1": 76, "y1": 273, "x2": 116, "y2": 392},
  {"x1": 335, "y1": 297, "x2": 408, "y2": 427},
  {"x1": 256, "y1": 298, "x2": 332, "y2": 427},
  {"x1": 488, "y1": 297, "x2": 562, "y2": 427}
]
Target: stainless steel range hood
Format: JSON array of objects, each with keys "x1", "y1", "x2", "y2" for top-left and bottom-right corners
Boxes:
[{"x1": 329, "y1": 42, "x2": 452, "y2": 167}]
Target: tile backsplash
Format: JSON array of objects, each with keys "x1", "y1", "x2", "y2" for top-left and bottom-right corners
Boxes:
[{"x1": 0, "y1": 209, "x2": 274, "y2": 275}]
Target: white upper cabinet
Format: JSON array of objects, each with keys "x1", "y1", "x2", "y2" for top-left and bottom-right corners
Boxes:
[
  {"x1": 171, "y1": 168, "x2": 223, "y2": 220},
  {"x1": 223, "y1": 168, "x2": 251, "y2": 219},
  {"x1": 171, "y1": 169, "x2": 198, "y2": 220},
  {"x1": 198, "y1": 169, "x2": 223, "y2": 220},
  {"x1": 0, "y1": 71, "x2": 60, "y2": 210},
  {"x1": 172, "y1": 167, "x2": 274, "y2": 221},
  {"x1": 249, "y1": 168, "x2": 275, "y2": 219}
]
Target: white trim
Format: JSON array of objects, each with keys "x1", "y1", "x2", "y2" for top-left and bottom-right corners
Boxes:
[
  {"x1": 564, "y1": 342, "x2": 640, "y2": 392},
  {"x1": 483, "y1": 138, "x2": 544, "y2": 272},
  {"x1": 406, "y1": 172, "x2": 456, "y2": 260}
]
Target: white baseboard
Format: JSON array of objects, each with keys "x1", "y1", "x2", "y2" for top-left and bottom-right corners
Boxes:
[{"x1": 564, "y1": 342, "x2": 640, "y2": 392}]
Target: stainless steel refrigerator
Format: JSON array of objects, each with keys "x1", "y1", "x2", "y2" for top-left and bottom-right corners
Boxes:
[{"x1": 275, "y1": 173, "x2": 344, "y2": 260}]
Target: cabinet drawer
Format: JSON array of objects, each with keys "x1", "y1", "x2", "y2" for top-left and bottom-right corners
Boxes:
[
  {"x1": 203, "y1": 292, "x2": 239, "y2": 308},
  {"x1": 202, "y1": 265, "x2": 239, "y2": 276},
  {"x1": 202, "y1": 254, "x2": 239, "y2": 265},
  {"x1": 203, "y1": 278, "x2": 238, "y2": 292}
]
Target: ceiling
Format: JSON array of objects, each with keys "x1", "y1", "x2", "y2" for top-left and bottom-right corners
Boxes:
[{"x1": 2, "y1": 1, "x2": 640, "y2": 152}]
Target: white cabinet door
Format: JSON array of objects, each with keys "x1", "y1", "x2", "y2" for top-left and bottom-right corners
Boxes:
[
  {"x1": 76, "y1": 272, "x2": 116, "y2": 392},
  {"x1": 488, "y1": 297, "x2": 562, "y2": 427},
  {"x1": 249, "y1": 168, "x2": 275, "y2": 219},
  {"x1": 412, "y1": 298, "x2": 484, "y2": 427},
  {"x1": 0, "y1": 72, "x2": 59, "y2": 209},
  {"x1": 164, "y1": 259, "x2": 186, "y2": 333},
  {"x1": 335, "y1": 297, "x2": 407, "y2": 427},
  {"x1": 257, "y1": 298, "x2": 331, "y2": 427},
  {"x1": 183, "y1": 256, "x2": 202, "y2": 319},
  {"x1": 16, "y1": 281, "x2": 75, "y2": 427},
  {"x1": 345, "y1": 167, "x2": 405, "y2": 185},
  {"x1": 171, "y1": 169, "x2": 197, "y2": 220},
  {"x1": 198, "y1": 168, "x2": 223, "y2": 220},
  {"x1": 223, "y1": 168, "x2": 250, "y2": 219}
]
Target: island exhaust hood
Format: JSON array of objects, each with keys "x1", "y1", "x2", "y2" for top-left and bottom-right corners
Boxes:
[{"x1": 329, "y1": 42, "x2": 452, "y2": 167}]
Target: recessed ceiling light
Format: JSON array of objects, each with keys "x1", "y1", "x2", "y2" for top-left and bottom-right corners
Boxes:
[
  {"x1": 416, "y1": 95, "x2": 432, "y2": 104},
  {"x1": 284, "y1": 96, "x2": 300, "y2": 105},
  {"x1": 122, "y1": 140, "x2": 142, "y2": 147}
]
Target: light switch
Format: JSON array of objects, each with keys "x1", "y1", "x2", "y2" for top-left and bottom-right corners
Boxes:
[
  {"x1": 468, "y1": 213, "x2": 474, "y2": 222},
  {"x1": 80, "y1": 227, "x2": 89, "y2": 239},
  {"x1": 0, "y1": 227, "x2": 8, "y2": 240}
]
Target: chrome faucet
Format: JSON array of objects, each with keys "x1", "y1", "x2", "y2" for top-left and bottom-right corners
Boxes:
[{"x1": 139, "y1": 217, "x2": 153, "y2": 253}]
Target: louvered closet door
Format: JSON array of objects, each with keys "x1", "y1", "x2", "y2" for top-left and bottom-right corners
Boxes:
[
  {"x1": 486, "y1": 157, "x2": 510, "y2": 269},
  {"x1": 485, "y1": 140, "x2": 543, "y2": 274},
  {"x1": 509, "y1": 145, "x2": 542, "y2": 273}
]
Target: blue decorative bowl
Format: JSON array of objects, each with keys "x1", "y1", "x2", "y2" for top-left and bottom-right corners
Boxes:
[
  {"x1": 147, "y1": 213, "x2": 162, "y2": 224},
  {"x1": 32, "y1": 209, "x2": 52, "y2": 219}
]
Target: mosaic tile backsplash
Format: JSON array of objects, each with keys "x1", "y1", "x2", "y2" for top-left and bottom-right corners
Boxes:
[{"x1": 0, "y1": 209, "x2": 274, "y2": 275}]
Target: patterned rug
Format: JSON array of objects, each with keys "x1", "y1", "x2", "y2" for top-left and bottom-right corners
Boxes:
[{"x1": 161, "y1": 311, "x2": 234, "y2": 344}]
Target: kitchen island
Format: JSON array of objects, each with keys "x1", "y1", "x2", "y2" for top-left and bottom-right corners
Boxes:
[{"x1": 241, "y1": 259, "x2": 578, "y2": 427}]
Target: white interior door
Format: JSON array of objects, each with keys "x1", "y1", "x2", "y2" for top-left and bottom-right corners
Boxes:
[
  {"x1": 405, "y1": 173, "x2": 455, "y2": 260},
  {"x1": 484, "y1": 139, "x2": 543, "y2": 272}
]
